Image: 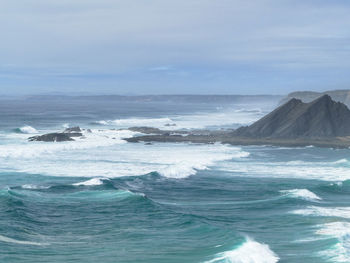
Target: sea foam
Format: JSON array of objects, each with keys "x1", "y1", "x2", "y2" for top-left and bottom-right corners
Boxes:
[
  {"x1": 316, "y1": 222, "x2": 350, "y2": 262},
  {"x1": 291, "y1": 206, "x2": 350, "y2": 219},
  {"x1": 218, "y1": 156, "x2": 350, "y2": 182},
  {"x1": 92, "y1": 108, "x2": 264, "y2": 130},
  {"x1": 73, "y1": 178, "x2": 106, "y2": 186},
  {"x1": 0, "y1": 132, "x2": 249, "y2": 178},
  {"x1": 15, "y1": 125, "x2": 38, "y2": 134},
  {"x1": 280, "y1": 189, "x2": 321, "y2": 201},
  {"x1": 0, "y1": 234, "x2": 48, "y2": 246},
  {"x1": 205, "y1": 238, "x2": 279, "y2": 263}
]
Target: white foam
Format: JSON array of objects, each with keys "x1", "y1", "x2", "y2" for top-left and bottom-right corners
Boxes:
[
  {"x1": 0, "y1": 129, "x2": 135, "y2": 159},
  {"x1": 218, "y1": 157, "x2": 350, "y2": 182},
  {"x1": 0, "y1": 136, "x2": 248, "y2": 178},
  {"x1": 0, "y1": 234, "x2": 48, "y2": 246},
  {"x1": 291, "y1": 206, "x2": 350, "y2": 219},
  {"x1": 205, "y1": 238, "x2": 279, "y2": 263},
  {"x1": 280, "y1": 189, "x2": 321, "y2": 201},
  {"x1": 316, "y1": 222, "x2": 350, "y2": 262},
  {"x1": 113, "y1": 117, "x2": 173, "y2": 127},
  {"x1": 18, "y1": 125, "x2": 38, "y2": 134},
  {"x1": 21, "y1": 184, "x2": 49, "y2": 190},
  {"x1": 73, "y1": 178, "x2": 106, "y2": 186},
  {"x1": 93, "y1": 108, "x2": 266, "y2": 130},
  {"x1": 334, "y1": 159, "x2": 349, "y2": 164}
]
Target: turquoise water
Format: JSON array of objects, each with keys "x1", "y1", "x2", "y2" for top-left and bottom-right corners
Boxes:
[{"x1": 0, "y1": 97, "x2": 349, "y2": 262}]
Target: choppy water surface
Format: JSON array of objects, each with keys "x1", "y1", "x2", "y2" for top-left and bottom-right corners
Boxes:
[{"x1": 0, "y1": 97, "x2": 349, "y2": 262}]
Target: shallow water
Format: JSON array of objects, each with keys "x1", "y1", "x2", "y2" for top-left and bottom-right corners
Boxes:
[{"x1": 0, "y1": 97, "x2": 349, "y2": 262}]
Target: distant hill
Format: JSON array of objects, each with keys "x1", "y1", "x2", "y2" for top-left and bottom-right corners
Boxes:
[
  {"x1": 234, "y1": 95, "x2": 350, "y2": 138},
  {"x1": 279, "y1": 89, "x2": 350, "y2": 107}
]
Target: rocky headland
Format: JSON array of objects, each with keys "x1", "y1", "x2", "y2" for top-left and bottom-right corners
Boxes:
[{"x1": 125, "y1": 95, "x2": 350, "y2": 148}]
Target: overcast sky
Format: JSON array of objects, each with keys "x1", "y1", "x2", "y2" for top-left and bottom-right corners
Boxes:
[{"x1": 1, "y1": 0, "x2": 350, "y2": 95}]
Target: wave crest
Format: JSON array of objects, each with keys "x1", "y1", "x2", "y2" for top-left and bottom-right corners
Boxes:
[
  {"x1": 0, "y1": 234, "x2": 48, "y2": 246},
  {"x1": 205, "y1": 238, "x2": 279, "y2": 263},
  {"x1": 73, "y1": 178, "x2": 107, "y2": 186},
  {"x1": 14, "y1": 125, "x2": 38, "y2": 134},
  {"x1": 280, "y1": 189, "x2": 321, "y2": 201}
]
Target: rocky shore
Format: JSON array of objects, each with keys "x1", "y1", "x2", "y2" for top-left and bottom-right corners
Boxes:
[{"x1": 125, "y1": 95, "x2": 350, "y2": 148}]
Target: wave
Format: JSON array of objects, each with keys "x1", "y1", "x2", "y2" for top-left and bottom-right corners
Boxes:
[
  {"x1": 291, "y1": 206, "x2": 350, "y2": 219},
  {"x1": 316, "y1": 222, "x2": 350, "y2": 262},
  {"x1": 21, "y1": 184, "x2": 50, "y2": 190},
  {"x1": 333, "y1": 159, "x2": 350, "y2": 165},
  {"x1": 92, "y1": 117, "x2": 174, "y2": 127},
  {"x1": 280, "y1": 189, "x2": 321, "y2": 201},
  {"x1": 73, "y1": 178, "x2": 107, "y2": 186},
  {"x1": 91, "y1": 107, "x2": 264, "y2": 130},
  {"x1": 204, "y1": 238, "x2": 279, "y2": 263},
  {"x1": 218, "y1": 158, "x2": 350, "y2": 182},
  {"x1": 65, "y1": 189, "x2": 144, "y2": 201},
  {"x1": 158, "y1": 146, "x2": 249, "y2": 179},
  {"x1": 14, "y1": 125, "x2": 38, "y2": 134},
  {"x1": 1, "y1": 138, "x2": 248, "y2": 178},
  {"x1": 0, "y1": 234, "x2": 49, "y2": 246}
]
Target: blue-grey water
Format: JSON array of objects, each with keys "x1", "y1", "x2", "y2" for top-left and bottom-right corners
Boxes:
[{"x1": 0, "y1": 96, "x2": 349, "y2": 262}]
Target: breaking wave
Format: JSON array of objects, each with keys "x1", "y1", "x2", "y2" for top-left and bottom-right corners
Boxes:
[
  {"x1": 14, "y1": 125, "x2": 38, "y2": 134},
  {"x1": 316, "y1": 222, "x2": 350, "y2": 262},
  {"x1": 73, "y1": 178, "x2": 107, "y2": 186},
  {"x1": 291, "y1": 206, "x2": 350, "y2": 219},
  {"x1": 205, "y1": 238, "x2": 279, "y2": 263},
  {"x1": 280, "y1": 189, "x2": 322, "y2": 201}
]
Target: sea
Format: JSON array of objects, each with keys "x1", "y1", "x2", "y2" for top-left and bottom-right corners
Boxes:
[{"x1": 0, "y1": 95, "x2": 349, "y2": 263}]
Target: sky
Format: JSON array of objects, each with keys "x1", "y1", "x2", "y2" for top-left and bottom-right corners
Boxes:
[{"x1": 1, "y1": 0, "x2": 350, "y2": 95}]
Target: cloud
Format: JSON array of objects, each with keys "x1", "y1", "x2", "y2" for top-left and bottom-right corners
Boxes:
[{"x1": 0, "y1": 0, "x2": 350, "y2": 94}]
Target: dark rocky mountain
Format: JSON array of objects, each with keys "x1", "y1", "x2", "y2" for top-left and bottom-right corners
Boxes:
[
  {"x1": 279, "y1": 89, "x2": 350, "y2": 107},
  {"x1": 233, "y1": 95, "x2": 350, "y2": 138}
]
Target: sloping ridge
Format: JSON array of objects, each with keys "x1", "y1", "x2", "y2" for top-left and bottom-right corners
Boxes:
[
  {"x1": 234, "y1": 95, "x2": 350, "y2": 138},
  {"x1": 279, "y1": 89, "x2": 350, "y2": 107}
]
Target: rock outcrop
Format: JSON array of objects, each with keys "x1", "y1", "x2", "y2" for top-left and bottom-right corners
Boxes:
[
  {"x1": 28, "y1": 126, "x2": 83, "y2": 142},
  {"x1": 233, "y1": 95, "x2": 350, "y2": 138},
  {"x1": 124, "y1": 95, "x2": 350, "y2": 148}
]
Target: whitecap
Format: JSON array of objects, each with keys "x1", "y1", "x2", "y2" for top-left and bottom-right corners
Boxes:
[
  {"x1": 218, "y1": 158, "x2": 350, "y2": 182},
  {"x1": 1, "y1": 140, "x2": 248, "y2": 179},
  {"x1": 0, "y1": 234, "x2": 49, "y2": 246},
  {"x1": 73, "y1": 178, "x2": 107, "y2": 186},
  {"x1": 280, "y1": 189, "x2": 321, "y2": 201},
  {"x1": 21, "y1": 184, "x2": 50, "y2": 190},
  {"x1": 333, "y1": 159, "x2": 349, "y2": 164},
  {"x1": 316, "y1": 222, "x2": 350, "y2": 262},
  {"x1": 16, "y1": 125, "x2": 38, "y2": 134},
  {"x1": 204, "y1": 238, "x2": 279, "y2": 263},
  {"x1": 291, "y1": 206, "x2": 350, "y2": 219},
  {"x1": 0, "y1": 129, "x2": 135, "y2": 159}
]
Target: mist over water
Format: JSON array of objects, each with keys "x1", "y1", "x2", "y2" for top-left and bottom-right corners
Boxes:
[{"x1": 0, "y1": 96, "x2": 349, "y2": 263}]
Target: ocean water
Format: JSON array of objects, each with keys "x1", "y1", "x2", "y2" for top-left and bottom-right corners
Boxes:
[{"x1": 1, "y1": 96, "x2": 350, "y2": 263}]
